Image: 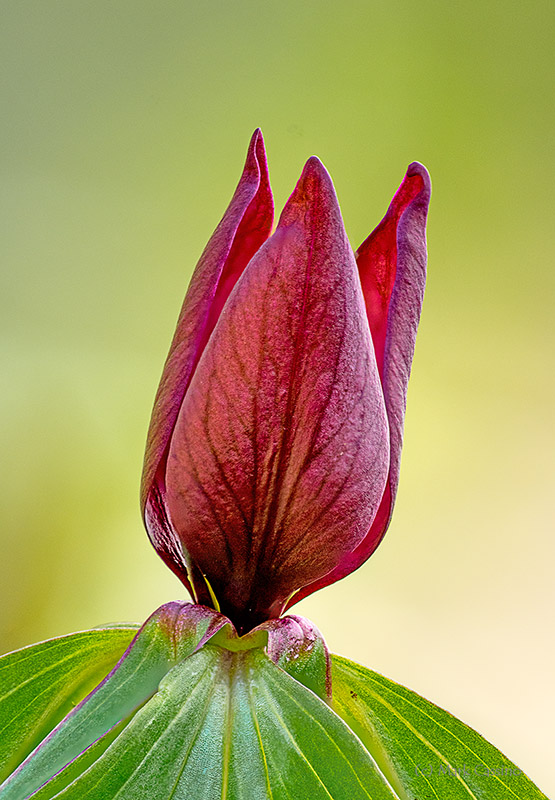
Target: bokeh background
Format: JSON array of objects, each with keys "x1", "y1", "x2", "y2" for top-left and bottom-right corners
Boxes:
[{"x1": 2, "y1": 1, "x2": 554, "y2": 793}]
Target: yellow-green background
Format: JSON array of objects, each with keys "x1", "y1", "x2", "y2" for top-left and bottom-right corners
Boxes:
[{"x1": 1, "y1": 1, "x2": 553, "y2": 793}]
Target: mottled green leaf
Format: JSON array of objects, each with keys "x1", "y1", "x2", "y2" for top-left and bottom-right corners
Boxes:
[{"x1": 331, "y1": 655, "x2": 548, "y2": 800}]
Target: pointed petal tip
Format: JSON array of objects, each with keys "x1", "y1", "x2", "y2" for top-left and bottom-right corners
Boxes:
[
  {"x1": 278, "y1": 154, "x2": 339, "y2": 228},
  {"x1": 406, "y1": 161, "x2": 431, "y2": 195},
  {"x1": 301, "y1": 155, "x2": 331, "y2": 181},
  {"x1": 249, "y1": 130, "x2": 272, "y2": 199},
  {"x1": 249, "y1": 127, "x2": 264, "y2": 148},
  {"x1": 293, "y1": 155, "x2": 336, "y2": 202},
  {"x1": 244, "y1": 129, "x2": 269, "y2": 180},
  {"x1": 304, "y1": 154, "x2": 325, "y2": 169}
]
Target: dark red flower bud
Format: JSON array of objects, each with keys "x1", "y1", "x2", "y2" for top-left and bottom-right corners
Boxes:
[{"x1": 142, "y1": 131, "x2": 430, "y2": 633}]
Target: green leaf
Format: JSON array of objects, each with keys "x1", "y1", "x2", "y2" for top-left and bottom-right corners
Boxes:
[
  {"x1": 0, "y1": 602, "x2": 230, "y2": 800},
  {"x1": 267, "y1": 615, "x2": 331, "y2": 702},
  {"x1": 0, "y1": 626, "x2": 137, "y2": 783},
  {"x1": 331, "y1": 655, "x2": 549, "y2": 800},
  {"x1": 13, "y1": 609, "x2": 543, "y2": 799},
  {"x1": 0, "y1": 603, "x2": 340, "y2": 798},
  {"x1": 21, "y1": 646, "x2": 398, "y2": 800}
]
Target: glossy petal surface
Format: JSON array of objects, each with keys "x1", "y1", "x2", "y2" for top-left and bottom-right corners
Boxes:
[
  {"x1": 166, "y1": 158, "x2": 389, "y2": 630},
  {"x1": 288, "y1": 163, "x2": 430, "y2": 606}
]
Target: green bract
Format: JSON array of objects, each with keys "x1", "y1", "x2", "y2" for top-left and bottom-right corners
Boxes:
[
  {"x1": 0, "y1": 627, "x2": 136, "y2": 783},
  {"x1": 0, "y1": 619, "x2": 547, "y2": 799}
]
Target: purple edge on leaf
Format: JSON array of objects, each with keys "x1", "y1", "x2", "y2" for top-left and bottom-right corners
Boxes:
[{"x1": 1, "y1": 604, "x2": 330, "y2": 798}]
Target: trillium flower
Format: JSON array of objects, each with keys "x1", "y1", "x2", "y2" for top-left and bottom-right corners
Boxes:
[
  {"x1": 1, "y1": 135, "x2": 541, "y2": 800},
  {"x1": 141, "y1": 130, "x2": 430, "y2": 634}
]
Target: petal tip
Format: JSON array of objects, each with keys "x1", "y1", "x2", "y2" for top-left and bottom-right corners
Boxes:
[
  {"x1": 406, "y1": 161, "x2": 432, "y2": 196},
  {"x1": 248, "y1": 130, "x2": 271, "y2": 199},
  {"x1": 293, "y1": 155, "x2": 337, "y2": 205},
  {"x1": 249, "y1": 127, "x2": 264, "y2": 150},
  {"x1": 278, "y1": 154, "x2": 340, "y2": 229},
  {"x1": 301, "y1": 155, "x2": 331, "y2": 183},
  {"x1": 243, "y1": 129, "x2": 269, "y2": 183}
]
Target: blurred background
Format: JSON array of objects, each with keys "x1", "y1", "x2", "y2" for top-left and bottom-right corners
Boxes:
[{"x1": 1, "y1": 0, "x2": 554, "y2": 793}]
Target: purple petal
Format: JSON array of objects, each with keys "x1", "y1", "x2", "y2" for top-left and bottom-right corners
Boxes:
[
  {"x1": 287, "y1": 162, "x2": 431, "y2": 606},
  {"x1": 165, "y1": 157, "x2": 390, "y2": 632},
  {"x1": 141, "y1": 130, "x2": 273, "y2": 597}
]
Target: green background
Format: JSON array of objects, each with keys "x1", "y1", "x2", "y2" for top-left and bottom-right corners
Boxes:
[{"x1": 1, "y1": 1, "x2": 553, "y2": 794}]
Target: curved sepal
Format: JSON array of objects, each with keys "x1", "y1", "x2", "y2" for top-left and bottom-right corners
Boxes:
[
  {"x1": 263, "y1": 614, "x2": 331, "y2": 701},
  {"x1": 331, "y1": 655, "x2": 548, "y2": 800}
]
